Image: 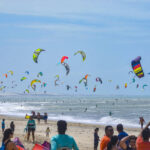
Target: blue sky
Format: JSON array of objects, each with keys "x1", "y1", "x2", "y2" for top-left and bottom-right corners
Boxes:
[{"x1": 0, "y1": 0, "x2": 150, "y2": 95}]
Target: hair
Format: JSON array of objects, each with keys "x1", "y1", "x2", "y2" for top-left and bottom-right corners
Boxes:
[
  {"x1": 105, "y1": 125, "x2": 113, "y2": 133},
  {"x1": 129, "y1": 135, "x2": 137, "y2": 142},
  {"x1": 57, "y1": 120, "x2": 67, "y2": 134},
  {"x1": 2, "y1": 128, "x2": 13, "y2": 143},
  {"x1": 95, "y1": 128, "x2": 99, "y2": 132},
  {"x1": 107, "y1": 136, "x2": 118, "y2": 150},
  {"x1": 117, "y1": 124, "x2": 123, "y2": 132},
  {"x1": 2, "y1": 119, "x2": 5, "y2": 121},
  {"x1": 142, "y1": 128, "x2": 150, "y2": 141}
]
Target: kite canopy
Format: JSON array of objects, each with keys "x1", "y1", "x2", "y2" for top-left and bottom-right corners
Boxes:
[
  {"x1": 20, "y1": 77, "x2": 27, "y2": 81},
  {"x1": 25, "y1": 71, "x2": 29, "y2": 75},
  {"x1": 66, "y1": 85, "x2": 71, "y2": 90},
  {"x1": 37, "y1": 72, "x2": 43, "y2": 77},
  {"x1": 125, "y1": 83, "x2": 127, "y2": 88},
  {"x1": 25, "y1": 89, "x2": 29, "y2": 93},
  {"x1": 3, "y1": 74, "x2": 8, "y2": 78},
  {"x1": 96, "y1": 77, "x2": 102, "y2": 84},
  {"x1": 61, "y1": 56, "x2": 68, "y2": 64},
  {"x1": 31, "y1": 79, "x2": 41, "y2": 89},
  {"x1": 74, "y1": 51, "x2": 86, "y2": 61},
  {"x1": 8, "y1": 71, "x2": 13, "y2": 75},
  {"x1": 42, "y1": 82, "x2": 47, "y2": 88},
  {"x1": 33, "y1": 48, "x2": 45, "y2": 63},
  {"x1": 131, "y1": 56, "x2": 144, "y2": 78},
  {"x1": 143, "y1": 84, "x2": 148, "y2": 89}
]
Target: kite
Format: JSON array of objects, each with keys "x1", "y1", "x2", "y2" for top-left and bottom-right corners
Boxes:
[
  {"x1": 75, "y1": 86, "x2": 78, "y2": 92},
  {"x1": 37, "y1": 72, "x2": 43, "y2": 77},
  {"x1": 33, "y1": 48, "x2": 45, "y2": 63},
  {"x1": 93, "y1": 85, "x2": 96, "y2": 92},
  {"x1": 131, "y1": 56, "x2": 144, "y2": 78},
  {"x1": 85, "y1": 74, "x2": 90, "y2": 80},
  {"x1": 41, "y1": 82, "x2": 47, "y2": 88},
  {"x1": 61, "y1": 56, "x2": 68, "y2": 64},
  {"x1": 0, "y1": 86, "x2": 6, "y2": 91},
  {"x1": 3, "y1": 74, "x2": 7, "y2": 78},
  {"x1": 20, "y1": 77, "x2": 27, "y2": 81},
  {"x1": 25, "y1": 71, "x2": 29, "y2": 75},
  {"x1": 148, "y1": 72, "x2": 150, "y2": 75},
  {"x1": 74, "y1": 51, "x2": 86, "y2": 61},
  {"x1": 79, "y1": 75, "x2": 89, "y2": 87},
  {"x1": 31, "y1": 79, "x2": 41, "y2": 89},
  {"x1": 62, "y1": 63, "x2": 70, "y2": 75},
  {"x1": 132, "y1": 78, "x2": 136, "y2": 83},
  {"x1": 96, "y1": 77, "x2": 102, "y2": 84},
  {"x1": 108, "y1": 80, "x2": 112, "y2": 82},
  {"x1": 25, "y1": 89, "x2": 29, "y2": 94},
  {"x1": 55, "y1": 75, "x2": 59, "y2": 80},
  {"x1": 143, "y1": 84, "x2": 148, "y2": 89},
  {"x1": 125, "y1": 83, "x2": 127, "y2": 88},
  {"x1": 66, "y1": 85, "x2": 71, "y2": 90},
  {"x1": 136, "y1": 84, "x2": 139, "y2": 88},
  {"x1": 8, "y1": 71, "x2": 13, "y2": 75},
  {"x1": 116, "y1": 85, "x2": 120, "y2": 90},
  {"x1": 55, "y1": 75, "x2": 59, "y2": 86}
]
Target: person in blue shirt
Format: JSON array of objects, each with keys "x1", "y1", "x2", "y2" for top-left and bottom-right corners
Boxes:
[
  {"x1": 1, "y1": 119, "x2": 5, "y2": 133},
  {"x1": 51, "y1": 120, "x2": 79, "y2": 150},
  {"x1": 117, "y1": 124, "x2": 129, "y2": 146}
]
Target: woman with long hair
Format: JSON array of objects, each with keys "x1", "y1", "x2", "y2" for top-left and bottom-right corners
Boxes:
[{"x1": 2, "y1": 128, "x2": 18, "y2": 150}]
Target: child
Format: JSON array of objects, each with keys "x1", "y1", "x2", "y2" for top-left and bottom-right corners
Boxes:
[
  {"x1": 46, "y1": 127, "x2": 50, "y2": 137},
  {"x1": 1, "y1": 119, "x2": 5, "y2": 133}
]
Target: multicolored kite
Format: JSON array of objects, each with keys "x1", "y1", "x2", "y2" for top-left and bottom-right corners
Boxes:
[{"x1": 131, "y1": 56, "x2": 144, "y2": 78}]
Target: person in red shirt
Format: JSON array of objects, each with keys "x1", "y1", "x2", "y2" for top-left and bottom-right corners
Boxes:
[
  {"x1": 136, "y1": 121, "x2": 150, "y2": 150},
  {"x1": 100, "y1": 126, "x2": 114, "y2": 150}
]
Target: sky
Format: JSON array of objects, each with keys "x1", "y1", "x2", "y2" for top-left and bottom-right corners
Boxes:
[{"x1": 0, "y1": 0, "x2": 150, "y2": 95}]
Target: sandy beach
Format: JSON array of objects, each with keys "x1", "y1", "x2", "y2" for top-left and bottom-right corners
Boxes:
[{"x1": 0, "y1": 115, "x2": 141, "y2": 150}]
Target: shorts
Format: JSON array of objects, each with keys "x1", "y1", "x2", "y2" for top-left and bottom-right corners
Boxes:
[{"x1": 28, "y1": 128, "x2": 35, "y2": 132}]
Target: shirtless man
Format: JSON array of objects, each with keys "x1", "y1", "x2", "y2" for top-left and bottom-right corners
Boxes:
[{"x1": 139, "y1": 117, "x2": 145, "y2": 129}]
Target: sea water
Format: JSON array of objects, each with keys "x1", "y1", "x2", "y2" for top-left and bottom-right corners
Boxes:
[{"x1": 0, "y1": 94, "x2": 149, "y2": 128}]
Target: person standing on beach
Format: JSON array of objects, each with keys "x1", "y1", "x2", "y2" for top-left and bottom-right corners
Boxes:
[
  {"x1": 116, "y1": 124, "x2": 128, "y2": 143},
  {"x1": 37, "y1": 112, "x2": 41, "y2": 124},
  {"x1": 27, "y1": 116, "x2": 36, "y2": 143},
  {"x1": 51, "y1": 120, "x2": 79, "y2": 150},
  {"x1": 100, "y1": 126, "x2": 114, "y2": 150},
  {"x1": 136, "y1": 121, "x2": 150, "y2": 150},
  {"x1": 94, "y1": 128, "x2": 100, "y2": 150},
  {"x1": 10, "y1": 121, "x2": 15, "y2": 133},
  {"x1": 46, "y1": 127, "x2": 50, "y2": 137},
  {"x1": 44, "y1": 113, "x2": 48, "y2": 124},
  {"x1": 139, "y1": 117, "x2": 145, "y2": 129},
  {"x1": 1, "y1": 119, "x2": 5, "y2": 133}
]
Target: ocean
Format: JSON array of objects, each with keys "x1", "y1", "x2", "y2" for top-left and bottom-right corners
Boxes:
[{"x1": 0, "y1": 94, "x2": 149, "y2": 128}]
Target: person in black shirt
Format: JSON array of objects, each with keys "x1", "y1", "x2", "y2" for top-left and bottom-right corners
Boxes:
[{"x1": 94, "y1": 128, "x2": 100, "y2": 150}]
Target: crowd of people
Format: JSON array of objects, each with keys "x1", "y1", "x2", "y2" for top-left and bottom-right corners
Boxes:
[
  {"x1": 94, "y1": 122, "x2": 150, "y2": 150},
  {"x1": 1, "y1": 116, "x2": 150, "y2": 150}
]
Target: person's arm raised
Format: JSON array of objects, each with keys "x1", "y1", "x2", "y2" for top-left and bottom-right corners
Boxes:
[
  {"x1": 120, "y1": 136, "x2": 130, "y2": 150},
  {"x1": 139, "y1": 121, "x2": 150, "y2": 136}
]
